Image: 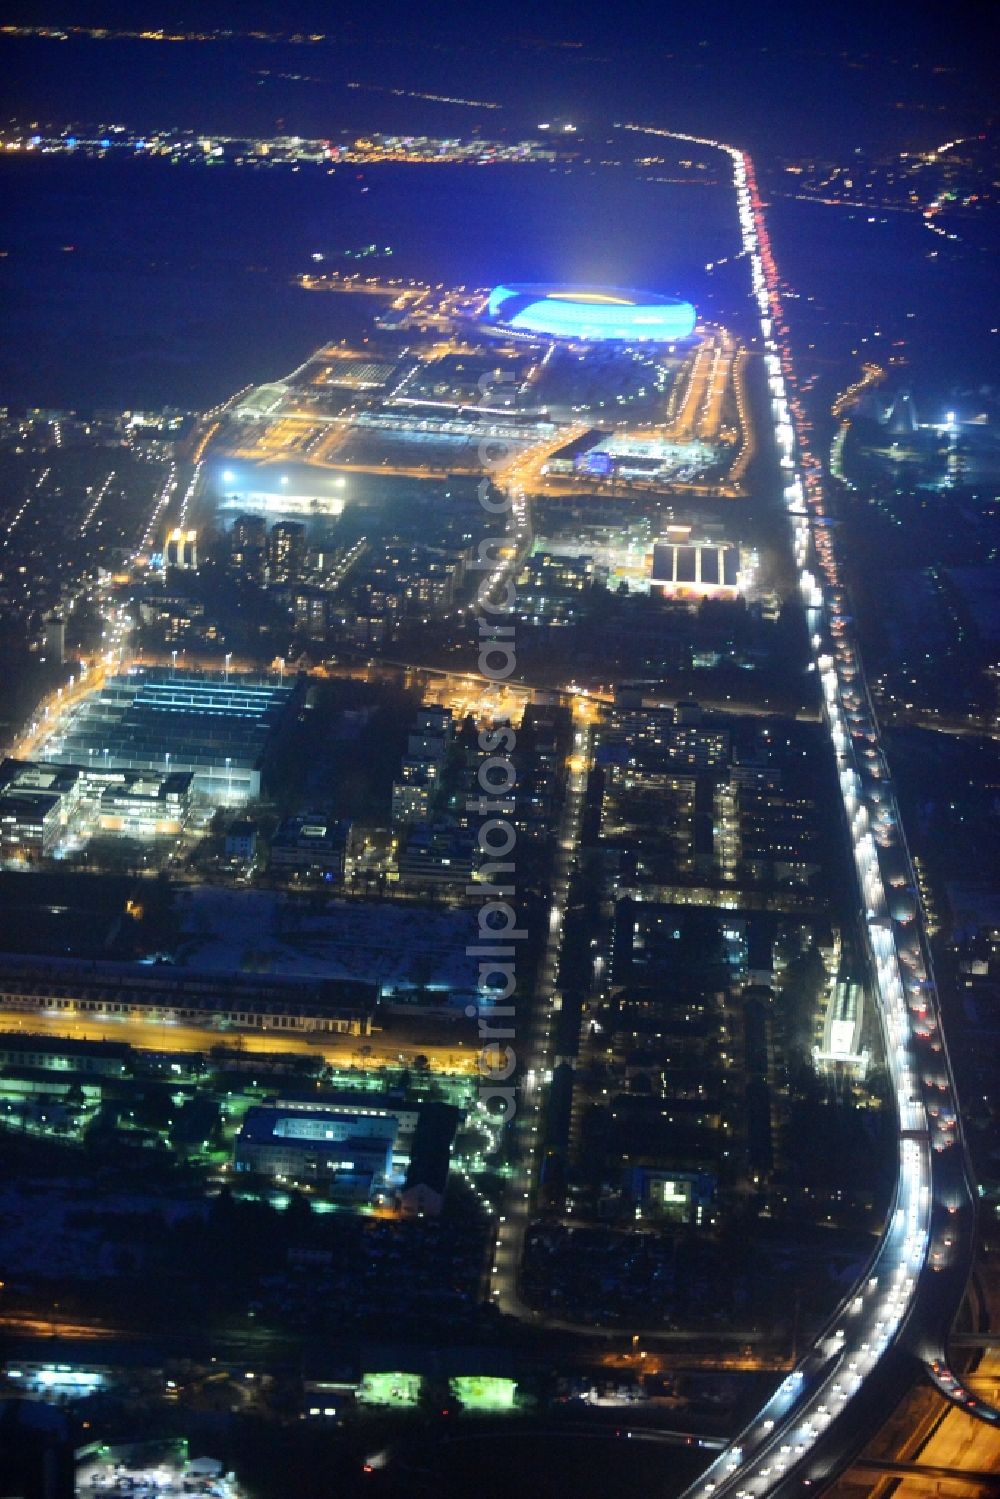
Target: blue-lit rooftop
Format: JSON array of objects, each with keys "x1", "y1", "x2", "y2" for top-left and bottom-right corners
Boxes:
[
  {"x1": 486, "y1": 284, "x2": 697, "y2": 342},
  {"x1": 40, "y1": 669, "x2": 296, "y2": 803}
]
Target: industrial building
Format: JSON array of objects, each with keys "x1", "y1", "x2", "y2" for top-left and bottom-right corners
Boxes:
[
  {"x1": 0, "y1": 1033, "x2": 130, "y2": 1077},
  {"x1": 265, "y1": 1087, "x2": 421, "y2": 1142},
  {"x1": 40, "y1": 669, "x2": 297, "y2": 804}
]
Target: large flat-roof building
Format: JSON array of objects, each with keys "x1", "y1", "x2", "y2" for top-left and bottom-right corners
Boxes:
[
  {"x1": 0, "y1": 760, "x2": 82, "y2": 861},
  {"x1": 0, "y1": 871, "x2": 137, "y2": 956},
  {"x1": 97, "y1": 770, "x2": 193, "y2": 838},
  {"x1": 651, "y1": 539, "x2": 740, "y2": 598},
  {"x1": 487, "y1": 285, "x2": 697, "y2": 344},
  {"x1": 234, "y1": 1105, "x2": 397, "y2": 1197},
  {"x1": 0, "y1": 1033, "x2": 130, "y2": 1077},
  {"x1": 0, "y1": 757, "x2": 195, "y2": 855},
  {"x1": 41, "y1": 669, "x2": 297, "y2": 804},
  {"x1": 0, "y1": 954, "x2": 376, "y2": 1035}
]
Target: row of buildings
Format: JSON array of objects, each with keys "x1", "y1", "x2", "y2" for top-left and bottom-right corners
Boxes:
[
  {"x1": 596, "y1": 702, "x2": 823, "y2": 897},
  {"x1": 387, "y1": 700, "x2": 573, "y2": 892},
  {"x1": 550, "y1": 702, "x2": 845, "y2": 1230}
]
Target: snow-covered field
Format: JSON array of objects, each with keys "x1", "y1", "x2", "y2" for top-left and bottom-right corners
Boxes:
[{"x1": 176, "y1": 887, "x2": 479, "y2": 994}]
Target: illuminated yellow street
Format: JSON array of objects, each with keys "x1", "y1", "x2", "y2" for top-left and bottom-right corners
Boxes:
[
  {"x1": 891, "y1": 1377, "x2": 1000, "y2": 1497},
  {"x1": 0, "y1": 1012, "x2": 478, "y2": 1075}
]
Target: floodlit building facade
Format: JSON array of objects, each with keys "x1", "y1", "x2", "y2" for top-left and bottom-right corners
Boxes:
[{"x1": 41, "y1": 669, "x2": 297, "y2": 804}]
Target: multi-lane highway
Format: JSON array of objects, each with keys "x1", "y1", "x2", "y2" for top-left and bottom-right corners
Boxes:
[{"x1": 622, "y1": 123, "x2": 990, "y2": 1496}]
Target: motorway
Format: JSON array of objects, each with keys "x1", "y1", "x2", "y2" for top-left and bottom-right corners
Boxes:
[{"x1": 619, "y1": 126, "x2": 993, "y2": 1497}]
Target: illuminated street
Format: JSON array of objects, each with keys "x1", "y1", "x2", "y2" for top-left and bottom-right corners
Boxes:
[
  {"x1": 490, "y1": 712, "x2": 592, "y2": 1319},
  {"x1": 0, "y1": 1013, "x2": 478, "y2": 1075}
]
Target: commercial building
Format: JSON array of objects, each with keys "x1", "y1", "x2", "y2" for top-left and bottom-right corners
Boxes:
[
  {"x1": 395, "y1": 825, "x2": 477, "y2": 889},
  {"x1": 0, "y1": 757, "x2": 194, "y2": 854},
  {"x1": 41, "y1": 669, "x2": 297, "y2": 804},
  {"x1": 216, "y1": 463, "x2": 346, "y2": 519},
  {"x1": 269, "y1": 816, "x2": 350, "y2": 883},
  {"x1": 0, "y1": 760, "x2": 82, "y2": 861},
  {"x1": 0, "y1": 789, "x2": 66, "y2": 861},
  {"x1": 164, "y1": 528, "x2": 198, "y2": 570},
  {"x1": 541, "y1": 428, "x2": 609, "y2": 476},
  {"x1": 651, "y1": 539, "x2": 740, "y2": 598},
  {"x1": 814, "y1": 975, "x2": 869, "y2": 1078},
  {"x1": 234, "y1": 1105, "x2": 397, "y2": 1197}
]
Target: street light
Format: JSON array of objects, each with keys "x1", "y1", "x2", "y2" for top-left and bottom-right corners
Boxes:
[
  {"x1": 171, "y1": 649, "x2": 177, "y2": 676},
  {"x1": 225, "y1": 652, "x2": 232, "y2": 682}
]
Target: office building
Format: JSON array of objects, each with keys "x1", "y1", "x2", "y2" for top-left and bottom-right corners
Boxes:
[{"x1": 97, "y1": 769, "x2": 193, "y2": 839}]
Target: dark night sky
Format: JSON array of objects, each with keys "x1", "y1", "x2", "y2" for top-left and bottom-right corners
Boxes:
[{"x1": 1, "y1": 1, "x2": 994, "y2": 156}]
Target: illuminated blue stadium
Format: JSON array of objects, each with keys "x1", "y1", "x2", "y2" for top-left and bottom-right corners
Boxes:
[{"x1": 486, "y1": 284, "x2": 696, "y2": 342}]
